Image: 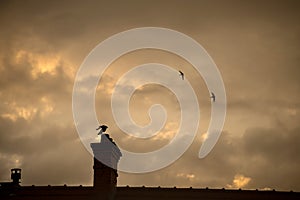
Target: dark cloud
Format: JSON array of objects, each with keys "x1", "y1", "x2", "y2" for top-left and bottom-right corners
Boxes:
[{"x1": 242, "y1": 126, "x2": 300, "y2": 190}]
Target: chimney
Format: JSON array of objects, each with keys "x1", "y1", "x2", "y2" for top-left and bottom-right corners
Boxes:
[
  {"x1": 91, "y1": 133, "x2": 122, "y2": 195},
  {"x1": 11, "y1": 168, "x2": 21, "y2": 186}
]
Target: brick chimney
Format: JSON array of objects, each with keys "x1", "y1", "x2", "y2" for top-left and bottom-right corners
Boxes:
[{"x1": 90, "y1": 133, "x2": 122, "y2": 196}]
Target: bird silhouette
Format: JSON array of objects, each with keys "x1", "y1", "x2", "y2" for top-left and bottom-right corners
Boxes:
[
  {"x1": 96, "y1": 125, "x2": 108, "y2": 135},
  {"x1": 179, "y1": 70, "x2": 184, "y2": 80},
  {"x1": 210, "y1": 92, "x2": 216, "y2": 102}
]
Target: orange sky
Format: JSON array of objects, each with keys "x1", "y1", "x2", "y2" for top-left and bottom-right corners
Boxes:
[{"x1": 0, "y1": 0, "x2": 299, "y2": 191}]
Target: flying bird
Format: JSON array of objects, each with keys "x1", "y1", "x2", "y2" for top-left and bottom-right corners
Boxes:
[
  {"x1": 179, "y1": 70, "x2": 184, "y2": 80},
  {"x1": 210, "y1": 92, "x2": 216, "y2": 102},
  {"x1": 96, "y1": 125, "x2": 108, "y2": 135}
]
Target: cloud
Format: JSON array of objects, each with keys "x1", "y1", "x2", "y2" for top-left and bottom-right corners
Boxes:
[
  {"x1": 118, "y1": 123, "x2": 300, "y2": 191},
  {"x1": 176, "y1": 173, "x2": 195, "y2": 181},
  {"x1": 227, "y1": 174, "x2": 251, "y2": 189},
  {"x1": 0, "y1": 0, "x2": 300, "y2": 192}
]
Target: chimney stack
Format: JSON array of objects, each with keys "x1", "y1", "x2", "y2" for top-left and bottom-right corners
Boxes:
[
  {"x1": 11, "y1": 168, "x2": 21, "y2": 186},
  {"x1": 91, "y1": 133, "x2": 122, "y2": 198}
]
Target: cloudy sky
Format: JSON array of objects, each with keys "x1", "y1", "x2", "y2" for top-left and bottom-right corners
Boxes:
[{"x1": 0, "y1": 0, "x2": 300, "y2": 191}]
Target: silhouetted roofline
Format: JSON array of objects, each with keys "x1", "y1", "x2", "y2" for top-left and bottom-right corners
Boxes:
[
  {"x1": 117, "y1": 186, "x2": 298, "y2": 193},
  {"x1": 2, "y1": 184, "x2": 299, "y2": 193}
]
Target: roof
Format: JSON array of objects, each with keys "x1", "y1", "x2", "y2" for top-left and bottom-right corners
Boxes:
[{"x1": 1, "y1": 185, "x2": 299, "y2": 200}]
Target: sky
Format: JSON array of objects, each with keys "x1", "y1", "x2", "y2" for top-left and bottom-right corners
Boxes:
[{"x1": 0, "y1": 0, "x2": 300, "y2": 191}]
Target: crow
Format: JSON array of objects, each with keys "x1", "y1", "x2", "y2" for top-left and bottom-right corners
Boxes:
[{"x1": 96, "y1": 125, "x2": 108, "y2": 135}]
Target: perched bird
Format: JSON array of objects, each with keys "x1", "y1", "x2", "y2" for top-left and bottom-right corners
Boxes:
[
  {"x1": 96, "y1": 125, "x2": 108, "y2": 135},
  {"x1": 179, "y1": 70, "x2": 184, "y2": 80},
  {"x1": 210, "y1": 92, "x2": 216, "y2": 102}
]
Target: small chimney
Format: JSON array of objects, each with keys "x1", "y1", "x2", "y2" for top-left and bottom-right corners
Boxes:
[{"x1": 11, "y1": 168, "x2": 21, "y2": 185}]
